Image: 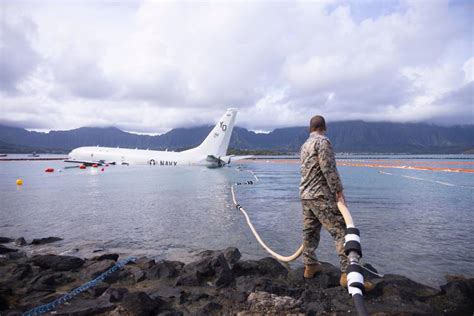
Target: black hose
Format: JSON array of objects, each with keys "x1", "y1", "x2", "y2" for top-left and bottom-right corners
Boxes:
[{"x1": 352, "y1": 293, "x2": 369, "y2": 316}]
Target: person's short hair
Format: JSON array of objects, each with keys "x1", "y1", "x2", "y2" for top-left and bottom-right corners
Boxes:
[{"x1": 310, "y1": 115, "x2": 326, "y2": 132}]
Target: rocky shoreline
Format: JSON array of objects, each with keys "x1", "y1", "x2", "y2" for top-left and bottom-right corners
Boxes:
[{"x1": 1, "y1": 237, "x2": 473, "y2": 315}]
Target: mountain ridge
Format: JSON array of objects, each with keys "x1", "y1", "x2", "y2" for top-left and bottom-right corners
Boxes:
[{"x1": 0, "y1": 121, "x2": 473, "y2": 154}]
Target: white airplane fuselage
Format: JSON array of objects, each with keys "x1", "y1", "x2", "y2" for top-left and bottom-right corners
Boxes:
[
  {"x1": 69, "y1": 147, "x2": 213, "y2": 166},
  {"x1": 67, "y1": 108, "x2": 238, "y2": 167}
]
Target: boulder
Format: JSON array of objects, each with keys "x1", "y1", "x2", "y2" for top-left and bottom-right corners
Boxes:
[
  {"x1": 223, "y1": 247, "x2": 241, "y2": 267},
  {"x1": 31, "y1": 254, "x2": 84, "y2": 271},
  {"x1": 247, "y1": 291, "x2": 302, "y2": 312},
  {"x1": 0, "y1": 237, "x2": 13, "y2": 244},
  {"x1": 195, "y1": 301, "x2": 223, "y2": 315},
  {"x1": 53, "y1": 297, "x2": 115, "y2": 315},
  {"x1": 0, "y1": 245, "x2": 17, "y2": 254},
  {"x1": 30, "y1": 237, "x2": 63, "y2": 245},
  {"x1": 14, "y1": 237, "x2": 27, "y2": 246},
  {"x1": 232, "y1": 257, "x2": 287, "y2": 278},
  {"x1": 120, "y1": 291, "x2": 161, "y2": 316},
  {"x1": 148, "y1": 260, "x2": 184, "y2": 280},
  {"x1": 441, "y1": 278, "x2": 474, "y2": 305},
  {"x1": 81, "y1": 260, "x2": 115, "y2": 279},
  {"x1": 102, "y1": 287, "x2": 129, "y2": 303},
  {"x1": 92, "y1": 254, "x2": 119, "y2": 262}
]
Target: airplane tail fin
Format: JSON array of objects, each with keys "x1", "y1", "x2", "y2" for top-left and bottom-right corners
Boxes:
[{"x1": 185, "y1": 108, "x2": 237, "y2": 157}]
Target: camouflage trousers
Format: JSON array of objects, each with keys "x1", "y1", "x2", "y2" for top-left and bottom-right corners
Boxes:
[{"x1": 302, "y1": 197, "x2": 348, "y2": 272}]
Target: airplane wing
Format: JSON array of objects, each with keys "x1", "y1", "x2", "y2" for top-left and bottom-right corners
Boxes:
[
  {"x1": 206, "y1": 155, "x2": 253, "y2": 167},
  {"x1": 64, "y1": 159, "x2": 116, "y2": 166},
  {"x1": 229, "y1": 155, "x2": 253, "y2": 162}
]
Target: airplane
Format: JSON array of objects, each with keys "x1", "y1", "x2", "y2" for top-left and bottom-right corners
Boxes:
[{"x1": 65, "y1": 108, "x2": 248, "y2": 168}]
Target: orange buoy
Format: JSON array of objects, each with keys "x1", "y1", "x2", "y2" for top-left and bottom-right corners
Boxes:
[
  {"x1": 45, "y1": 168, "x2": 54, "y2": 173},
  {"x1": 92, "y1": 164, "x2": 98, "y2": 168},
  {"x1": 16, "y1": 179, "x2": 23, "y2": 185},
  {"x1": 79, "y1": 165, "x2": 86, "y2": 169}
]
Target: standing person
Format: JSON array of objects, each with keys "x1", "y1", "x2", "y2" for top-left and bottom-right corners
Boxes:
[{"x1": 299, "y1": 115, "x2": 373, "y2": 290}]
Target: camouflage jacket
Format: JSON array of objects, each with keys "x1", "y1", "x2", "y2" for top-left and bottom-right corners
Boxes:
[{"x1": 299, "y1": 132, "x2": 343, "y2": 200}]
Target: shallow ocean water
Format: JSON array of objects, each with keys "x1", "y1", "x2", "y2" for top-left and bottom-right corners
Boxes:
[{"x1": 0, "y1": 154, "x2": 473, "y2": 287}]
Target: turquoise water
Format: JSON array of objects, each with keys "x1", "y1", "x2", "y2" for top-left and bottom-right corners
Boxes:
[{"x1": 0, "y1": 155, "x2": 473, "y2": 286}]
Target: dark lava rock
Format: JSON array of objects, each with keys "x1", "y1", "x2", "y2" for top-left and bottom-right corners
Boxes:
[
  {"x1": 92, "y1": 253, "x2": 119, "y2": 262},
  {"x1": 148, "y1": 260, "x2": 184, "y2": 280},
  {"x1": 211, "y1": 253, "x2": 234, "y2": 287},
  {"x1": 30, "y1": 237, "x2": 63, "y2": 245},
  {"x1": 102, "y1": 287, "x2": 129, "y2": 303},
  {"x1": 128, "y1": 265, "x2": 146, "y2": 283},
  {"x1": 31, "y1": 254, "x2": 84, "y2": 271},
  {"x1": 54, "y1": 297, "x2": 115, "y2": 315},
  {"x1": 0, "y1": 237, "x2": 13, "y2": 244},
  {"x1": 232, "y1": 257, "x2": 287, "y2": 278},
  {"x1": 11, "y1": 263, "x2": 33, "y2": 281},
  {"x1": 441, "y1": 278, "x2": 474, "y2": 305},
  {"x1": 88, "y1": 284, "x2": 109, "y2": 297},
  {"x1": 81, "y1": 260, "x2": 115, "y2": 279},
  {"x1": 134, "y1": 257, "x2": 156, "y2": 269},
  {"x1": 195, "y1": 301, "x2": 223, "y2": 315},
  {"x1": 0, "y1": 245, "x2": 17, "y2": 254},
  {"x1": 0, "y1": 294, "x2": 8, "y2": 311},
  {"x1": 29, "y1": 272, "x2": 75, "y2": 291},
  {"x1": 2, "y1": 247, "x2": 474, "y2": 315},
  {"x1": 175, "y1": 252, "x2": 234, "y2": 288},
  {"x1": 120, "y1": 291, "x2": 161, "y2": 316},
  {"x1": 14, "y1": 237, "x2": 27, "y2": 246},
  {"x1": 223, "y1": 247, "x2": 241, "y2": 267}
]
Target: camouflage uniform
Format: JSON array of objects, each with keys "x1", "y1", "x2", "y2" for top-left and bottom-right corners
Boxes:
[{"x1": 300, "y1": 132, "x2": 348, "y2": 272}]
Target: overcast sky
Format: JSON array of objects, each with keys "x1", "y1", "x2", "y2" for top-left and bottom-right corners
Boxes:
[{"x1": 0, "y1": 0, "x2": 473, "y2": 133}]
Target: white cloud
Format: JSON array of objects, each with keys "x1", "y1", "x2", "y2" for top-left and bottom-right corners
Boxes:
[{"x1": 0, "y1": 0, "x2": 473, "y2": 132}]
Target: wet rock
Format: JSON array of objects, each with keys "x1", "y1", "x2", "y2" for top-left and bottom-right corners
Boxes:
[
  {"x1": 211, "y1": 253, "x2": 234, "y2": 287},
  {"x1": 157, "y1": 311, "x2": 183, "y2": 316},
  {"x1": 31, "y1": 254, "x2": 84, "y2": 271},
  {"x1": 223, "y1": 247, "x2": 241, "y2": 267},
  {"x1": 92, "y1": 253, "x2": 119, "y2": 262},
  {"x1": 441, "y1": 278, "x2": 474, "y2": 304},
  {"x1": 128, "y1": 265, "x2": 146, "y2": 283},
  {"x1": 148, "y1": 260, "x2": 184, "y2": 280},
  {"x1": 6, "y1": 251, "x2": 27, "y2": 260},
  {"x1": 120, "y1": 291, "x2": 161, "y2": 316},
  {"x1": 14, "y1": 237, "x2": 27, "y2": 247},
  {"x1": 247, "y1": 291, "x2": 302, "y2": 312},
  {"x1": 196, "y1": 301, "x2": 223, "y2": 314},
  {"x1": 0, "y1": 294, "x2": 8, "y2": 311},
  {"x1": 54, "y1": 297, "x2": 115, "y2": 315},
  {"x1": 134, "y1": 257, "x2": 155, "y2": 270},
  {"x1": 81, "y1": 260, "x2": 115, "y2": 279},
  {"x1": 0, "y1": 237, "x2": 13, "y2": 244},
  {"x1": 88, "y1": 284, "x2": 109, "y2": 297},
  {"x1": 11, "y1": 263, "x2": 33, "y2": 281},
  {"x1": 232, "y1": 257, "x2": 287, "y2": 278},
  {"x1": 0, "y1": 245, "x2": 17, "y2": 254},
  {"x1": 2, "y1": 247, "x2": 474, "y2": 315},
  {"x1": 102, "y1": 287, "x2": 129, "y2": 303},
  {"x1": 30, "y1": 237, "x2": 63, "y2": 245},
  {"x1": 29, "y1": 272, "x2": 75, "y2": 291}
]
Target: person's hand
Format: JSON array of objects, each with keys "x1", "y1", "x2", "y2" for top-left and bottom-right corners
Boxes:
[{"x1": 336, "y1": 191, "x2": 346, "y2": 205}]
